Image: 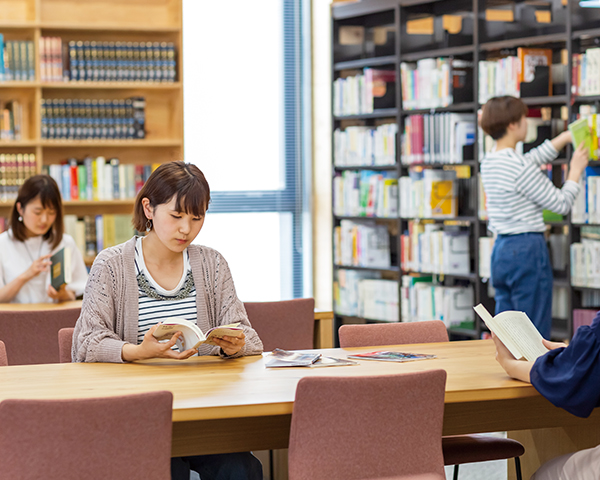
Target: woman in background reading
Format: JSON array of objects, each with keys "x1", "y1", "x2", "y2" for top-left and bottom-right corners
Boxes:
[
  {"x1": 0, "y1": 174, "x2": 88, "y2": 303},
  {"x1": 72, "y1": 161, "x2": 263, "y2": 480}
]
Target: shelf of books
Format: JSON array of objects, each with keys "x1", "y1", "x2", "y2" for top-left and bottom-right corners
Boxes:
[
  {"x1": 0, "y1": 0, "x2": 183, "y2": 263},
  {"x1": 332, "y1": 0, "x2": 600, "y2": 344}
]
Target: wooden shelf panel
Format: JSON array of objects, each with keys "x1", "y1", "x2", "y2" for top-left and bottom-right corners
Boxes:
[
  {"x1": 41, "y1": 82, "x2": 182, "y2": 90},
  {"x1": 40, "y1": 139, "x2": 182, "y2": 148},
  {"x1": 0, "y1": 81, "x2": 37, "y2": 88}
]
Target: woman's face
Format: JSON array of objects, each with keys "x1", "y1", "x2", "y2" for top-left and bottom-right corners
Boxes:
[
  {"x1": 144, "y1": 196, "x2": 205, "y2": 253},
  {"x1": 17, "y1": 196, "x2": 57, "y2": 238}
]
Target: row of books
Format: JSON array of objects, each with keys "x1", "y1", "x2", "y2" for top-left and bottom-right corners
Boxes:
[
  {"x1": 40, "y1": 37, "x2": 177, "y2": 83},
  {"x1": 478, "y1": 56, "x2": 521, "y2": 104},
  {"x1": 0, "y1": 36, "x2": 34, "y2": 82},
  {"x1": 333, "y1": 220, "x2": 391, "y2": 268},
  {"x1": 43, "y1": 156, "x2": 158, "y2": 201},
  {"x1": 0, "y1": 100, "x2": 22, "y2": 141},
  {"x1": 400, "y1": 223, "x2": 470, "y2": 276},
  {"x1": 64, "y1": 214, "x2": 135, "y2": 258},
  {"x1": 358, "y1": 279, "x2": 399, "y2": 322},
  {"x1": 0, "y1": 153, "x2": 37, "y2": 202},
  {"x1": 572, "y1": 166, "x2": 600, "y2": 224},
  {"x1": 572, "y1": 48, "x2": 600, "y2": 97},
  {"x1": 399, "y1": 170, "x2": 458, "y2": 219},
  {"x1": 400, "y1": 58, "x2": 472, "y2": 110},
  {"x1": 401, "y1": 113, "x2": 475, "y2": 165},
  {"x1": 333, "y1": 124, "x2": 397, "y2": 166},
  {"x1": 333, "y1": 268, "x2": 381, "y2": 318},
  {"x1": 571, "y1": 239, "x2": 600, "y2": 288},
  {"x1": 333, "y1": 68, "x2": 395, "y2": 116},
  {"x1": 400, "y1": 275, "x2": 474, "y2": 329},
  {"x1": 41, "y1": 97, "x2": 146, "y2": 140},
  {"x1": 333, "y1": 170, "x2": 398, "y2": 218}
]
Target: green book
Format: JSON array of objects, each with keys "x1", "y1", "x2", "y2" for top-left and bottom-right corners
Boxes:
[
  {"x1": 50, "y1": 247, "x2": 71, "y2": 291},
  {"x1": 568, "y1": 117, "x2": 595, "y2": 159}
]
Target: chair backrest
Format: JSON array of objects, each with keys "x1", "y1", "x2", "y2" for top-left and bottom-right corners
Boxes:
[
  {"x1": 338, "y1": 321, "x2": 449, "y2": 348},
  {"x1": 58, "y1": 327, "x2": 75, "y2": 363},
  {"x1": 0, "y1": 340, "x2": 7, "y2": 366},
  {"x1": 288, "y1": 370, "x2": 447, "y2": 480},
  {"x1": 244, "y1": 298, "x2": 315, "y2": 351},
  {"x1": 0, "y1": 306, "x2": 81, "y2": 365},
  {"x1": 0, "y1": 390, "x2": 173, "y2": 480}
]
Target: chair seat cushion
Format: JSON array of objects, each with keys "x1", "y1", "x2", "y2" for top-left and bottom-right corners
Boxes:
[{"x1": 442, "y1": 435, "x2": 525, "y2": 465}]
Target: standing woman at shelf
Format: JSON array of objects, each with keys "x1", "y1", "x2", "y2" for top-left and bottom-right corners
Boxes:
[
  {"x1": 72, "y1": 161, "x2": 263, "y2": 480},
  {"x1": 0, "y1": 174, "x2": 88, "y2": 303},
  {"x1": 480, "y1": 96, "x2": 589, "y2": 339}
]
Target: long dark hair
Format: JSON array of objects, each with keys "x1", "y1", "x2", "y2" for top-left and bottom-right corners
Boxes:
[{"x1": 10, "y1": 175, "x2": 64, "y2": 249}]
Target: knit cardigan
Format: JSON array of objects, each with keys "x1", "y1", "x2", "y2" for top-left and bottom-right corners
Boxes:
[{"x1": 72, "y1": 237, "x2": 263, "y2": 363}]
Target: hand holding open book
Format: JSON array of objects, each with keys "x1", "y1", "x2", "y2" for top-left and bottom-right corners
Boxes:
[
  {"x1": 152, "y1": 318, "x2": 244, "y2": 351},
  {"x1": 473, "y1": 304, "x2": 548, "y2": 362}
]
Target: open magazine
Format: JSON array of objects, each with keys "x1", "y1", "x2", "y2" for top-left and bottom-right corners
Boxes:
[
  {"x1": 152, "y1": 318, "x2": 243, "y2": 351},
  {"x1": 265, "y1": 348, "x2": 358, "y2": 368},
  {"x1": 473, "y1": 304, "x2": 547, "y2": 361},
  {"x1": 347, "y1": 351, "x2": 436, "y2": 362}
]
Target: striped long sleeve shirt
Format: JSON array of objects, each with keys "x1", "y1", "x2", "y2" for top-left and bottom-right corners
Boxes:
[{"x1": 480, "y1": 139, "x2": 580, "y2": 235}]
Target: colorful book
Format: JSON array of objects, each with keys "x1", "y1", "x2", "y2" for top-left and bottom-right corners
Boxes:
[
  {"x1": 347, "y1": 350, "x2": 436, "y2": 362},
  {"x1": 569, "y1": 117, "x2": 596, "y2": 159}
]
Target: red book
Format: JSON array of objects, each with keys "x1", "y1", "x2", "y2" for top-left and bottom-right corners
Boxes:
[
  {"x1": 134, "y1": 165, "x2": 144, "y2": 194},
  {"x1": 69, "y1": 159, "x2": 79, "y2": 200}
]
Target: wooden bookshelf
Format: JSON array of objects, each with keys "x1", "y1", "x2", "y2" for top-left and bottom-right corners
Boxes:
[
  {"x1": 0, "y1": 0, "x2": 183, "y2": 257},
  {"x1": 332, "y1": 0, "x2": 600, "y2": 343}
]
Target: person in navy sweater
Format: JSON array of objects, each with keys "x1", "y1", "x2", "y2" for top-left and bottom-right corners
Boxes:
[{"x1": 493, "y1": 313, "x2": 600, "y2": 479}]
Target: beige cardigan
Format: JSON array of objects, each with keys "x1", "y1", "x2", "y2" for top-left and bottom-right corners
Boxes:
[{"x1": 72, "y1": 237, "x2": 263, "y2": 363}]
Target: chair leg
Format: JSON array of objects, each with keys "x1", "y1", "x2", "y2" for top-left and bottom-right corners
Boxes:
[
  {"x1": 515, "y1": 457, "x2": 522, "y2": 480},
  {"x1": 269, "y1": 449, "x2": 274, "y2": 480},
  {"x1": 453, "y1": 464, "x2": 459, "y2": 480}
]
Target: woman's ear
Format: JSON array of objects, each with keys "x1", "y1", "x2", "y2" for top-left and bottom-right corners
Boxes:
[
  {"x1": 141, "y1": 198, "x2": 153, "y2": 220},
  {"x1": 16, "y1": 202, "x2": 23, "y2": 216}
]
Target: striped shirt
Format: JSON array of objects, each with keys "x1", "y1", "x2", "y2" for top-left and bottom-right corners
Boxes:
[
  {"x1": 134, "y1": 237, "x2": 197, "y2": 344},
  {"x1": 480, "y1": 139, "x2": 580, "y2": 235}
]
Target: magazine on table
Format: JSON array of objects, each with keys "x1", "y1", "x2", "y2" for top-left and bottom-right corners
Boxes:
[
  {"x1": 265, "y1": 348, "x2": 358, "y2": 368},
  {"x1": 346, "y1": 350, "x2": 436, "y2": 362}
]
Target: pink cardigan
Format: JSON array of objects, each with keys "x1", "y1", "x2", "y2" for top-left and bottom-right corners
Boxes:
[{"x1": 72, "y1": 237, "x2": 263, "y2": 363}]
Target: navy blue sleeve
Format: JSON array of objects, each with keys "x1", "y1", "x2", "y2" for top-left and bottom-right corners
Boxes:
[{"x1": 530, "y1": 311, "x2": 600, "y2": 418}]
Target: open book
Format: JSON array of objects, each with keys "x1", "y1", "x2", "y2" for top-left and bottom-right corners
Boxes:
[
  {"x1": 50, "y1": 247, "x2": 71, "y2": 291},
  {"x1": 152, "y1": 318, "x2": 243, "y2": 351},
  {"x1": 473, "y1": 304, "x2": 548, "y2": 362},
  {"x1": 265, "y1": 349, "x2": 358, "y2": 368}
]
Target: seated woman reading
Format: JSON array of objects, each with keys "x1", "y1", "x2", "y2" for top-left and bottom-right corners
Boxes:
[{"x1": 72, "y1": 161, "x2": 263, "y2": 480}]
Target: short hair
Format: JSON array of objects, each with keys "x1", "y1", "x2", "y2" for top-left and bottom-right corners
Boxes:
[
  {"x1": 133, "y1": 162, "x2": 211, "y2": 232},
  {"x1": 10, "y1": 174, "x2": 64, "y2": 249},
  {"x1": 480, "y1": 96, "x2": 528, "y2": 140}
]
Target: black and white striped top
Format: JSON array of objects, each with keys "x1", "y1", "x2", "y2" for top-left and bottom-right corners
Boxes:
[
  {"x1": 480, "y1": 140, "x2": 580, "y2": 235},
  {"x1": 134, "y1": 237, "x2": 197, "y2": 344}
]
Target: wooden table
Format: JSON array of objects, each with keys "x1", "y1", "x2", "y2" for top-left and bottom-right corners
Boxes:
[
  {"x1": 0, "y1": 300, "x2": 83, "y2": 311},
  {"x1": 0, "y1": 340, "x2": 597, "y2": 478}
]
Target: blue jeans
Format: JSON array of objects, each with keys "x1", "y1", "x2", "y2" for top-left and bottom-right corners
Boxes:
[
  {"x1": 171, "y1": 453, "x2": 263, "y2": 480},
  {"x1": 491, "y1": 233, "x2": 553, "y2": 339}
]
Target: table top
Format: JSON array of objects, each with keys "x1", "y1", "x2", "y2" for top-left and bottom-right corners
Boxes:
[
  {"x1": 0, "y1": 300, "x2": 83, "y2": 311},
  {"x1": 0, "y1": 340, "x2": 539, "y2": 422}
]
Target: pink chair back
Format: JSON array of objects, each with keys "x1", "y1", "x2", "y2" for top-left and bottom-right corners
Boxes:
[
  {"x1": 244, "y1": 298, "x2": 315, "y2": 351},
  {"x1": 339, "y1": 321, "x2": 449, "y2": 348},
  {"x1": 0, "y1": 340, "x2": 7, "y2": 366},
  {"x1": 0, "y1": 391, "x2": 173, "y2": 480},
  {"x1": 58, "y1": 327, "x2": 75, "y2": 363},
  {"x1": 288, "y1": 370, "x2": 447, "y2": 480},
  {"x1": 0, "y1": 306, "x2": 81, "y2": 365}
]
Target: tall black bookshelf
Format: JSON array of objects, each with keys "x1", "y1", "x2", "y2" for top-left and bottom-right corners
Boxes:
[{"x1": 331, "y1": 0, "x2": 600, "y2": 345}]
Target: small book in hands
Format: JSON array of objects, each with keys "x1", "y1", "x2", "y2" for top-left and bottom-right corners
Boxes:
[
  {"x1": 473, "y1": 304, "x2": 547, "y2": 362},
  {"x1": 265, "y1": 348, "x2": 358, "y2": 368},
  {"x1": 152, "y1": 318, "x2": 243, "y2": 351},
  {"x1": 51, "y1": 247, "x2": 71, "y2": 291},
  {"x1": 347, "y1": 351, "x2": 436, "y2": 362}
]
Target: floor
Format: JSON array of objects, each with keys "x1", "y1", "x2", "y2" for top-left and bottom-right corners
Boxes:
[{"x1": 445, "y1": 459, "x2": 507, "y2": 480}]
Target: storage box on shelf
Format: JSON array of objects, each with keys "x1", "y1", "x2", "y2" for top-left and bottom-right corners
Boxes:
[
  {"x1": 333, "y1": 0, "x2": 600, "y2": 342},
  {"x1": 0, "y1": 0, "x2": 183, "y2": 265}
]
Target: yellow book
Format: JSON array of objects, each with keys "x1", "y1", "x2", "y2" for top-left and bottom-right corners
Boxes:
[
  {"x1": 430, "y1": 180, "x2": 455, "y2": 216},
  {"x1": 103, "y1": 214, "x2": 116, "y2": 248}
]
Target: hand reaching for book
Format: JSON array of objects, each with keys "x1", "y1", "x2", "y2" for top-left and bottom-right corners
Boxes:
[
  {"x1": 24, "y1": 254, "x2": 52, "y2": 281},
  {"x1": 121, "y1": 323, "x2": 198, "y2": 362},
  {"x1": 213, "y1": 333, "x2": 246, "y2": 357},
  {"x1": 567, "y1": 142, "x2": 589, "y2": 182}
]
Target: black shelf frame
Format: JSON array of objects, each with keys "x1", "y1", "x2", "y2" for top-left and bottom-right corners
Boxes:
[{"x1": 331, "y1": 0, "x2": 600, "y2": 344}]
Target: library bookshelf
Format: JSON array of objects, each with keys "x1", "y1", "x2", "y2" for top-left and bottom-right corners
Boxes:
[
  {"x1": 332, "y1": 0, "x2": 600, "y2": 343},
  {"x1": 0, "y1": 0, "x2": 183, "y2": 263}
]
